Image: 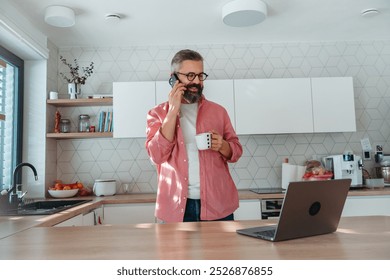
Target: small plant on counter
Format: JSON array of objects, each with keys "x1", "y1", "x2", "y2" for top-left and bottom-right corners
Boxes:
[{"x1": 59, "y1": 55, "x2": 94, "y2": 85}]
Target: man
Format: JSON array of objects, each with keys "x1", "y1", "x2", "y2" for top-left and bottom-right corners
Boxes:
[{"x1": 146, "y1": 49, "x2": 242, "y2": 223}]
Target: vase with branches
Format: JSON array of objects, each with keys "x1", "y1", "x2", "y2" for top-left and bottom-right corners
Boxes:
[{"x1": 59, "y1": 55, "x2": 94, "y2": 98}]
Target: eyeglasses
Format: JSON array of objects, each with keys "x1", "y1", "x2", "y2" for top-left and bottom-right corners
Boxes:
[{"x1": 176, "y1": 72, "x2": 209, "y2": 81}]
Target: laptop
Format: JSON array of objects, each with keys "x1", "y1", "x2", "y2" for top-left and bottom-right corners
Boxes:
[
  {"x1": 250, "y1": 187, "x2": 284, "y2": 194},
  {"x1": 236, "y1": 178, "x2": 351, "y2": 242}
]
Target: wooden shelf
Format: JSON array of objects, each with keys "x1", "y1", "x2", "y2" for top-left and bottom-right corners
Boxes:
[
  {"x1": 46, "y1": 98, "x2": 113, "y2": 139},
  {"x1": 46, "y1": 132, "x2": 113, "y2": 139},
  {"x1": 47, "y1": 98, "x2": 112, "y2": 107}
]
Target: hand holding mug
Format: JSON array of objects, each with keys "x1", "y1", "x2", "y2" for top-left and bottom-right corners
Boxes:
[
  {"x1": 195, "y1": 132, "x2": 212, "y2": 150},
  {"x1": 195, "y1": 130, "x2": 223, "y2": 151},
  {"x1": 209, "y1": 130, "x2": 223, "y2": 152}
]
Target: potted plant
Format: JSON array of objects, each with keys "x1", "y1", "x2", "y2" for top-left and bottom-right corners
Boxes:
[{"x1": 59, "y1": 56, "x2": 94, "y2": 99}]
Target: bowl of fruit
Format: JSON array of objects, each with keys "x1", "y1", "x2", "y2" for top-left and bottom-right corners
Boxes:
[
  {"x1": 48, "y1": 181, "x2": 92, "y2": 198},
  {"x1": 48, "y1": 188, "x2": 79, "y2": 198}
]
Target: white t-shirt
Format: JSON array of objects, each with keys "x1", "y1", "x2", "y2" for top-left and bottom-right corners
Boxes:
[{"x1": 180, "y1": 103, "x2": 200, "y2": 199}]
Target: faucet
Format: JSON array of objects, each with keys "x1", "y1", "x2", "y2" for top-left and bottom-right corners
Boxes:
[
  {"x1": 11, "y1": 163, "x2": 38, "y2": 193},
  {"x1": 8, "y1": 163, "x2": 38, "y2": 209},
  {"x1": 1, "y1": 162, "x2": 38, "y2": 212}
]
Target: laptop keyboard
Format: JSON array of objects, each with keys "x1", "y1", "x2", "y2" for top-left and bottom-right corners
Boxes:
[{"x1": 254, "y1": 229, "x2": 276, "y2": 238}]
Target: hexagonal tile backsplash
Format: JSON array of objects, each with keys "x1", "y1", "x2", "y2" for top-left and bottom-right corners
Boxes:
[{"x1": 56, "y1": 41, "x2": 390, "y2": 193}]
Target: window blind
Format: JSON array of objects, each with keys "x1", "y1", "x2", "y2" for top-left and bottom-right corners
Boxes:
[{"x1": 0, "y1": 58, "x2": 14, "y2": 189}]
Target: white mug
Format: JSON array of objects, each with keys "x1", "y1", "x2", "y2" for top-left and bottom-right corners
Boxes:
[
  {"x1": 49, "y1": 91, "x2": 58, "y2": 99},
  {"x1": 195, "y1": 132, "x2": 212, "y2": 150}
]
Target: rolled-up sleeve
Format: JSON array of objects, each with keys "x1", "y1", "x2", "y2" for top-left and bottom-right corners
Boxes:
[
  {"x1": 145, "y1": 103, "x2": 176, "y2": 165},
  {"x1": 220, "y1": 106, "x2": 242, "y2": 163}
]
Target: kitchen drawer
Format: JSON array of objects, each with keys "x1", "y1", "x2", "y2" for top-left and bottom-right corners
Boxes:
[{"x1": 103, "y1": 203, "x2": 156, "y2": 224}]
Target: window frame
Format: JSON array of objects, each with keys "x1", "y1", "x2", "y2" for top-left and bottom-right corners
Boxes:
[{"x1": 0, "y1": 45, "x2": 24, "y2": 189}]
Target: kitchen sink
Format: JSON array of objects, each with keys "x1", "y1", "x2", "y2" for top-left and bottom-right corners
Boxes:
[{"x1": 0, "y1": 199, "x2": 92, "y2": 216}]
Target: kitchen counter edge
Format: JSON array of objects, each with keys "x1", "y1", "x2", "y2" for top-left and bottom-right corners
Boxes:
[{"x1": 1, "y1": 187, "x2": 390, "y2": 238}]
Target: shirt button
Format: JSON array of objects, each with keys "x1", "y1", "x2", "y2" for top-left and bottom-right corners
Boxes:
[
  {"x1": 184, "y1": 177, "x2": 187, "y2": 181},
  {"x1": 184, "y1": 159, "x2": 187, "y2": 162},
  {"x1": 181, "y1": 209, "x2": 184, "y2": 213}
]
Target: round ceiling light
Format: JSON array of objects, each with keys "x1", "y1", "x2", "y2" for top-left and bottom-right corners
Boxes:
[
  {"x1": 361, "y1": 8, "x2": 380, "y2": 17},
  {"x1": 222, "y1": 0, "x2": 267, "y2": 27},
  {"x1": 44, "y1": 6, "x2": 75, "y2": 28},
  {"x1": 105, "y1": 14, "x2": 121, "y2": 24}
]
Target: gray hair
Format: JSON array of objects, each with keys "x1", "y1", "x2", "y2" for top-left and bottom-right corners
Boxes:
[{"x1": 171, "y1": 49, "x2": 204, "y2": 72}]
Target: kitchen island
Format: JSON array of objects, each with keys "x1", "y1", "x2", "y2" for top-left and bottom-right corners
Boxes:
[
  {"x1": 1, "y1": 188, "x2": 390, "y2": 260},
  {"x1": 1, "y1": 187, "x2": 390, "y2": 239},
  {"x1": 0, "y1": 216, "x2": 389, "y2": 259}
]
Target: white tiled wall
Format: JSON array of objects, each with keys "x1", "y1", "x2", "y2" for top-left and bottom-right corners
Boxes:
[{"x1": 54, "y1": 41, "x2": 390, "y2": 192}]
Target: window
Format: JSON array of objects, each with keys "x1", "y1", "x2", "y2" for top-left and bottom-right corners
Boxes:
[{"x1": 0, "y1": 45, "x2": 23, "y2": 191}]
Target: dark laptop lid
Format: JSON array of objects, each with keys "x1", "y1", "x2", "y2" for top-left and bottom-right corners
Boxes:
[
  {"x1": 273, "y1": 178, "x2": 351, "y2": 241},
  {"x1": 236, "y1": 178, "x2": 351, "y2": 242}
]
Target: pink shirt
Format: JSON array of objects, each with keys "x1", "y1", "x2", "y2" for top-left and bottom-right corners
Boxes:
[{"x1": 146, "y1": 97, "x2": 243, "y2": 222}]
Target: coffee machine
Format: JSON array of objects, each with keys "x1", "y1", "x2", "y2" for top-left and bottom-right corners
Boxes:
[{"x1": 323, "y1": 153, "x2": 363, "y2": 187}]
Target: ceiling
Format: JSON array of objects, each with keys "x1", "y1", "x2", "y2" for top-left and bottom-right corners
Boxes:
[{"x1": 6, "y1": 0, "x2": 390, "y2": 48}]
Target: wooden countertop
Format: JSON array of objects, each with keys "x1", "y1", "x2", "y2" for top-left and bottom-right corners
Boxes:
[
  {"x1": 0, "y1": 216, "x2": 389, "y2": 260},
  {"x1": 1, "y1": 187, "x2": 390, "y2": 239}
]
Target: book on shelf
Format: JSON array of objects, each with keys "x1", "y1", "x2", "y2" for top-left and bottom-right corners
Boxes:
[
  {"x1": 104, "y1": 111, "x2": 110, "y2": 132},
  {"x1": 98, "y1": 111, "x2": 113, "y2": 132},
  {"x1": 108, "y1": 111, "x2": 113, "y2": 132}
]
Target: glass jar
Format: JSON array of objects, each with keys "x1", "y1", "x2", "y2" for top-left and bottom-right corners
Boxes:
[
  {"x1": 60, "y1": 119, "x2": 71, "y2": 133},
  {"x1": 79, "y1": 114, "x2": 90, "y2": 132}
]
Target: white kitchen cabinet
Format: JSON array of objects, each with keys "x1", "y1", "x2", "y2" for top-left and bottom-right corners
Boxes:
[
  {"x1": 342, "y1": 195, "x2": 390, "y2": 217},
  {"x1": 54, "y1": 207, "x2": 103, "y2": 227},
  {"x1": 311, "y1": 77, "x2": 356, "y2": 132},
  {"x1": 82, "y1": 211, "x2": 95, "y2": 226},
  {"x1": 114, "y1": 77, "x2": 356, "y2": 138},
  {"x1": 155, "y1": 81, "x2": 171, "y2": 105},
  {"x1": 234, "y1": 78, "x2": 314, "y2": 134},
  {"x1": 203, "y1": 79, "x2": 235, "y2": 129},
  {"x1": 54, "y1": 214, "x2": 83, "y2": 227},
  {"x1": 113, "y1": 82, "x2": 156, "y2": 138},
  {"x1": 234, "y1": 199, "x2": 262, "y2": 220},
  {"x1": 103, "y1": 203, "x2": 156, "y2": 224},
  {"x1": 82, "y1": 207, "x2": 103, "y2": 226}
]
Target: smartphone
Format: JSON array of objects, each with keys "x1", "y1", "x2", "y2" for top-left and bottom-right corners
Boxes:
[
  {"x1": 168, "y1": 73, "x2": 194, "y2": 103},
  {"x1": 168, "y1": 73, "x2": 180, "y2": 87}
]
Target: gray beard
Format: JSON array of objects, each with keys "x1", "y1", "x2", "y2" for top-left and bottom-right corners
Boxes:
[{"x1": 183, "y1": 84, "x2": 203, "y2": 103}]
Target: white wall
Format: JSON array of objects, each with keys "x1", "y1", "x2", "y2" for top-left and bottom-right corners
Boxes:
[
  {"x1": 0, "y1": 0, "x2": 50, "y2": 198},
  {"x1": 23, "y1": 60, "x2": 47, "y2": 198},
  {"x1": 0, "y1": 0, "x2": 48, "y2": 60},
  {"x1": 54, "y1": 41, "x2": 390, "y2": 193}
]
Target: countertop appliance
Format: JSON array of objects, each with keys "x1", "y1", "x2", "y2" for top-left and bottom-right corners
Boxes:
[
  {"x1": 93, "y1": 179, "x2": 116, "y2": 196},
  {"x1": 374, "y1": 145, "x2": 390, "y2": 167},
  {"x1": 261, "y1": 199, "x2": 283, "y2": 219},
  {"x1": 323, "y1": 154, "x2": 363, "y2": 187},
  {"x1": 374, "y1": 146, "x2": 390, "y2": 185},
  {"x1": 249, "y1": 189, "x2": 284, "y2": 219}
]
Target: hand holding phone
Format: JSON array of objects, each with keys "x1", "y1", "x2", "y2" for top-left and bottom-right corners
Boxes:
[
  {"x1": 168, "y1": 73, "x2": 200, "y2": 104},
  {"x1": 169, "y1": 73, "x2": 180, "y2": 87},
  {"x1": 167, "y1": 73, "x2": 185, "y2": 108}
]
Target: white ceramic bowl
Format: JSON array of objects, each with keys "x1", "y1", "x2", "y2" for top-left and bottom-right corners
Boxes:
[{"x1": 48, "y1": 189, "x2": 78, "y2": 198}]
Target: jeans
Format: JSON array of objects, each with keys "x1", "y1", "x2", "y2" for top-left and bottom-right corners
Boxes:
[{"x1": 183, "y1": 198, "x2": 234, "y2": 222}]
